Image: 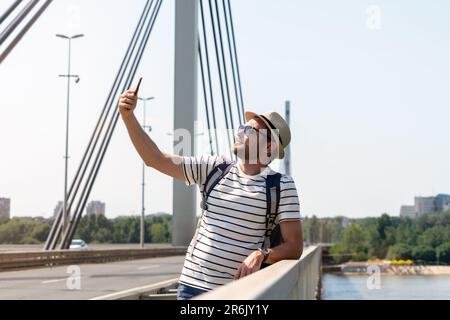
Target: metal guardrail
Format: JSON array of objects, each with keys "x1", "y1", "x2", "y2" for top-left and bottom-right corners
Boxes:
[
  {"x1": 195, "y1": 245, "x2": 322, "y2": 300},
  {"x1": 0, "y1": 247, "x2": 187, "y2": 272},
  {"x1": 90, "y1": 278, "x2": 180, "y2": 300}
]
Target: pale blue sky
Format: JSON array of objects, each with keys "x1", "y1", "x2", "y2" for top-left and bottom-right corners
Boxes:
[{"x1": 1, "y1": 0, "x2": 449, "y2": 219}]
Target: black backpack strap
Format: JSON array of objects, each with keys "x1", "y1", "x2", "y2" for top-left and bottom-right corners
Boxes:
[
  {"x1": 262, "y1": 172, "x2": 281, "y2": 249},
  {"x1": 200, "y1": 160, "x2": 235, "y2": 210},
  {"x1": 190, "y1": 160, "x2": 235, "y2": 257}
]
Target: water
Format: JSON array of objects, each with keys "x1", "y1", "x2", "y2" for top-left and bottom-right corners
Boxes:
[{"x1": 323, "y1": 273, "x2": 450, "y2": 300}]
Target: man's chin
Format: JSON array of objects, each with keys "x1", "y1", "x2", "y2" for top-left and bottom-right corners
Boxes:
[
  {"x1": 232, "y1": 145, "x2": 246, "y2": 160},
  {"x1": 233, "y1": 149, "x2": 259, "y2": 164}
]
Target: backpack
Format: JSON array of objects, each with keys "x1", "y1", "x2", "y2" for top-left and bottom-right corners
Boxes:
[{"x1": 189, "y1": 160, "x2": 282, "y2": 258}]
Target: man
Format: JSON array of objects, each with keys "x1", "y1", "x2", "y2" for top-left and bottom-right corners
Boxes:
[{"x1": 118, "y1": 86, "x2": 303, "y2": 300}]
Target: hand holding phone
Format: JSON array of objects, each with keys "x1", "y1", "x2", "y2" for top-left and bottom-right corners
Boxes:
[{"x1": 118, "y1": 77, "x2": 143, "y2": 119}]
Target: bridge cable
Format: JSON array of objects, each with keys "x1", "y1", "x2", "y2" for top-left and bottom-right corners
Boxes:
[
  {"x1": 46, "y1": 0, "x2": 155, "y2": 249},
  {"x1": 0, "y1": 0, "x2": 23, "y2": 26},
  {"x1": 0, "y1": 0, "x2": 38, "y2": 45},
  {"x1": 45, "y1": 0, "x2": 156, "y2": 250},
  {"x1": 225, "y1": 0, "x2": 245, "y2": 120},
  {"x1": 212, "y1": 0, "x2": 236, "y2": 137},
  {"x1": 198, "y1": 42, "x2": 215, "y2": 155},
  {"x1": 61, "y1": 0, "x2": 162, "y2": 249},
  {"x1": 0, "y1": 0, "x2": 53, "y2": 64},
  {"x1": 199, "y1": 1, "x2": 220, "y2": 155},
  {"x1": 45, "y1": 0, "x2": 158, "y2": 250},
  {"x1": 61, "y1": 0, "x2": 163, "y2": 249},
  {"x1": 220, "y1": 0, "x2": 242, "y2": 125},
  {"x1": 206, "y1": 0, "x2": 233, "y2": 159}
]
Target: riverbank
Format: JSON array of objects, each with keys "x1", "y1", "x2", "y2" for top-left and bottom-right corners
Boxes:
[{"x1": 329, "y1": 261, "x2": 450, "y2": 275}]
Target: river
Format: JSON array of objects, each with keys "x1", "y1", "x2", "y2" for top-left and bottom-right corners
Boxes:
[{"x1": 323, "y1": 273, "x2": 450, "y2": 299}]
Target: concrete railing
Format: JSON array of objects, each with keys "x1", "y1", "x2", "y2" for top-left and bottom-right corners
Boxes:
[
  {"x1": 196, "y1": 245, "x2": 322, "y2": 300},
  {"x1": 0, "y1": 247, "x2": 187, "y2": 272}
]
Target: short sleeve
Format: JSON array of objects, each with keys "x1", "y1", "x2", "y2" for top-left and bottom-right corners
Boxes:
[
  {"x1": 182, "y1": 155, "x2": 227, "y2": 188},
  {"x1": 275, "y1": 175, "x2": 301, "y2": 224}
]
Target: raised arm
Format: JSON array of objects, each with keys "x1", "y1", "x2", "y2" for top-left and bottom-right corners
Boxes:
[{"x1": 118, "y1": 85, "x2": 185, "y2": 181}]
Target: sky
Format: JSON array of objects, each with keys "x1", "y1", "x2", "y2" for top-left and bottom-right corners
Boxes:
[{"x1": 1, "y1": 0, "x2": 449, "y2": 219}]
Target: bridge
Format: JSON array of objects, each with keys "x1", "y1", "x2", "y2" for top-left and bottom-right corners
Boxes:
[
  {"x1": 0, "y1": 244, "x2": 322, "y2": 300},
  {"x1": 0, "y1": 0, "x2": 314, "y2": 300}
]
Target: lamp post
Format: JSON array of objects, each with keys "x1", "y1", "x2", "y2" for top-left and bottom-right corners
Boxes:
[
  {"x1": 138, "y1": 96, "x2": 154, "y2": 248},
  {"x1": 56, "y1": 33, "x2": 84, "y2": 242}
]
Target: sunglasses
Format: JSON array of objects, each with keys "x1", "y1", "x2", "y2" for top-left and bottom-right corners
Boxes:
[{"x1": 237, "y1": 125, "x2": 260, "y2": 136}]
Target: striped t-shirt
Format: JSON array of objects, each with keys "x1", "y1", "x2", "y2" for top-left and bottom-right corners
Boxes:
[{"x1": 178, "y1": 155, "x2": 301, "y2": 291}]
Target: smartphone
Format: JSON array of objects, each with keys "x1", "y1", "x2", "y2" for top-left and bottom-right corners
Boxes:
[{"x1": 134, "y1": 77, "x2": 143, "y2": 96}]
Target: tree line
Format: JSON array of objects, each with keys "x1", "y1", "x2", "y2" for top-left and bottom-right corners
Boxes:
[
  {"x1": 0, "y1": 213, "x2": 172, "y2": 245},
  {"x1": 302, "y1": 211, "x2": 450, "y2": 264},
  {"x1": 3, "y1": 210, "x2": 450, "y2": 264}
]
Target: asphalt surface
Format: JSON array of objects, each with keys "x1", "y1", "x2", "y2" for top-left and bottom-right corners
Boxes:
[{"x1": 0, "y1": 255, "x2": 185, "y2": 300}]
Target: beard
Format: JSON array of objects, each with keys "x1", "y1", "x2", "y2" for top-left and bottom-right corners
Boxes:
[
  {"x1": 232, "y1": 138, "x2": 262, "y2": 165},
  {"x1": 232, "y1": 141, "x2": 246, "y2": 160}
]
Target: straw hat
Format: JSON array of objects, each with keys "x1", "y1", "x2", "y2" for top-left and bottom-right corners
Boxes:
[{"x1": 245, "y1": 111, "x2": 291, "y2": 159}]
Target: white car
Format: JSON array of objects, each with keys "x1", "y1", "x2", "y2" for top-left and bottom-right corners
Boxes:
[{"x1": 69, "y1": 239, "x2": 89, "y2": 250}]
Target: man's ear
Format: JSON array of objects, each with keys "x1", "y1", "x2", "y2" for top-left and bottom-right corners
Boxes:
[
  {"x1": 267, "y1": 137, "x2": 280, "y2": 161},
  {"x1": 267, "y1": 140, "x2": 278, "y2": 160},
  {"x1": 266, "y1": 140, "x2": 272, "y2": 157}
]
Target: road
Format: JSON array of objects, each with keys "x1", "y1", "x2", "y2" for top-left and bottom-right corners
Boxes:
[{"x1": 0, "y1": 255, "x2": 185, "y2": 300}]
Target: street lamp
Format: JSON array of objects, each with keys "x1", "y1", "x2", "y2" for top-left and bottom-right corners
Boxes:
[
  {"x1": 56, "y1": 33, "x2": 84, "y2": 244},
  {"x1": 139, "y1": 96, "x2": 154, "y2": 248}
]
